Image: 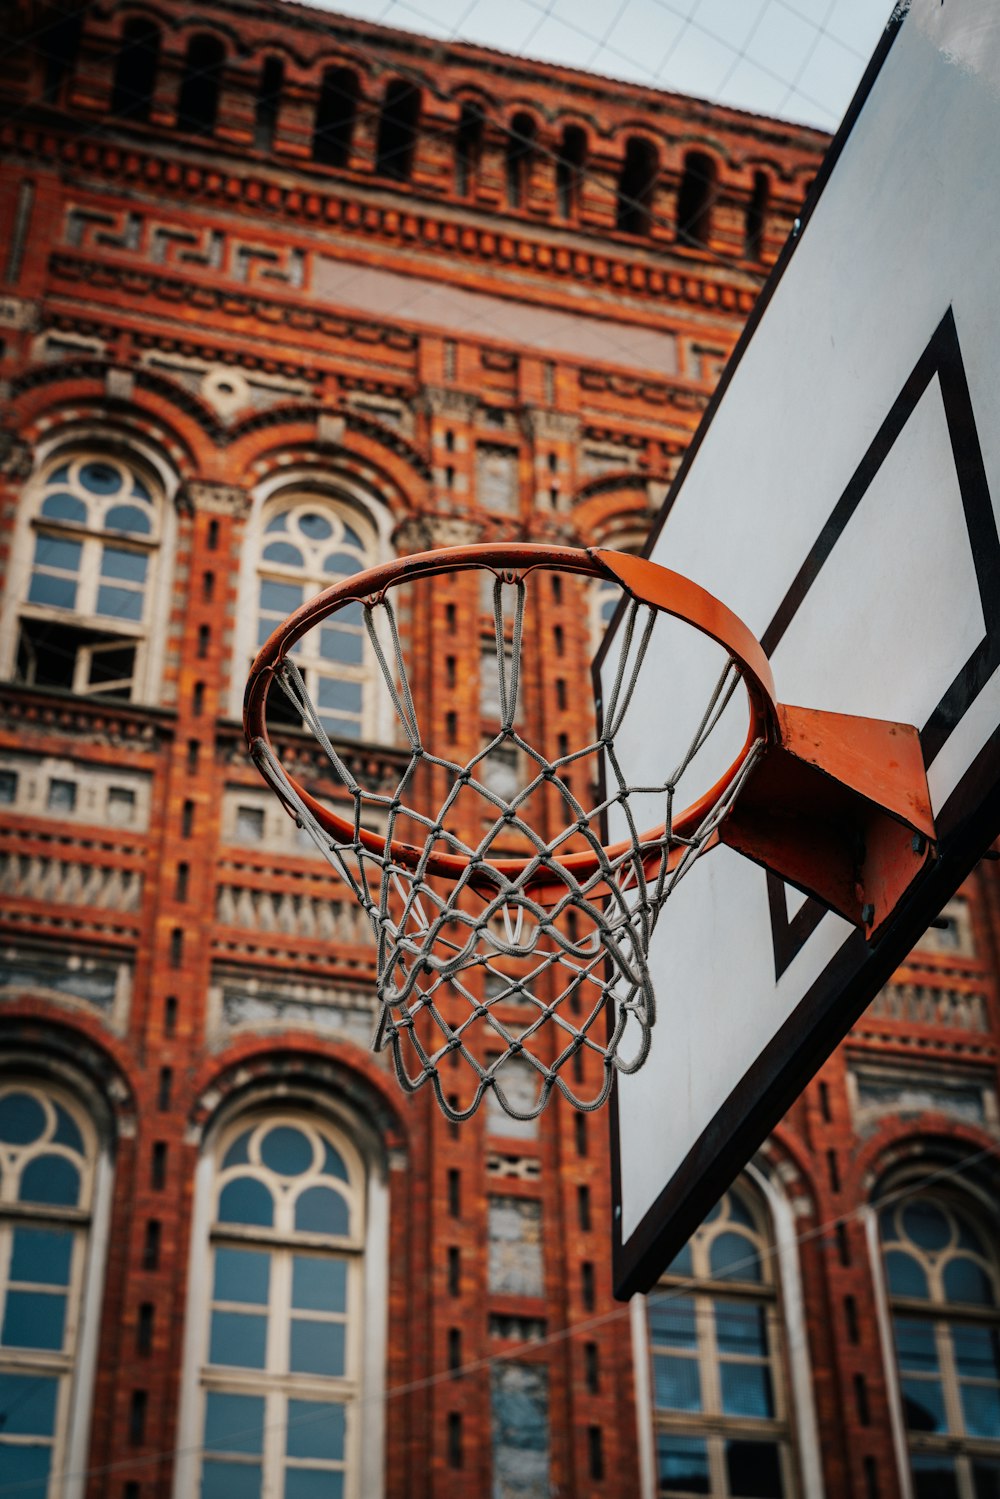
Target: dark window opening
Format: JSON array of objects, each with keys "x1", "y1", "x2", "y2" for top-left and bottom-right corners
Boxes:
[
  {"x1": 582, "y1": 1259, "x2": 596, "y2": 1311},
  {"x1": 745, "y1": 169, "x2": 769, "y2": 260},
  {"x1": 129, "y1": 1389, "x2": 147, "y2": 1445},
  {"x1": 588, "y1": 1426, "x2": 604, "y2": 1481},
  {"x1": 151, "y1": 1141, "x2": 167, "y2": 1190},
  {"x1": 506, "y1": 112, "x2": 536, "y2": 210},
  {"x1": 137, "y1": 1302, "x2": 154, "y2": 1356},
  {"x1": 447, "y1": 1411, "x2": 463, "y2": 1469},
  {"x1": 676, "y1": 150, "x2": 716, "y2": 248},
  {"x1": 376, "y1": 78, "x2": 420, "y2": 181},
  {"x1": 164, "y1": 996, "x2": 178, "y2": 1034},
  {"x1": 157, "y1": 1066, "x2": 173, "y2": 1110},
  {"x1": 40, "y1": 5, "x2": 82, "y2": 104},
  {"x1": 448, "y1": 1326, "x2": 462, "y2": 1371},
  {"x1": 176, "y1": 34, "x2": 225, "y2": 137},
  {"x1": 16, "y1": 619, "x2": 136, "y2": 700},
  {"x1": 110, "y1": 18, "x2": 160, "y2": 122},
  {"x1": 313, "y1": 67, "x2": 358, "y2": 168},
  {"x1": 556, "y1": 125, "x2": 587, "y2": 219},
  {"x1": 578, "y1": 1185, "x2": 591, "y2": 1232},
  {"x1": 142, "y1": 1219, "x2": 160, "y2": 1270},
  {"x1": 254, "y1": 55, "x2": 283, "y2": 152},
  {"x1": 455, "y1": 101, "x2": 484, "y2": 196},
  {"x1": 616, "y1": 137, "x2": 658, "y2": 235},
  {"x1": 448, "y1": 1246, "x2": 461, "y2": 1296},
  {"x1": 584, "y1": 1341, "x2": 599, "y2": 1393}
]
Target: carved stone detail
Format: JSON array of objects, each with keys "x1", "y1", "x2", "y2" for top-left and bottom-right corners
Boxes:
[
  {"x1": 316, "y1": 411, "x2": 346, "y2": 448},
  {"x1": 521, "y1": 408, "x2": 581, "y2": 443},
  {"x1": 0, "y1": 432, "x2": 34, "y2": 480},
  {"x1": 393, "y1": 513, "x2": 484, "y2": 551},
  {"x1": 178, "y1": 481, "x2": 251, "y2": 517},
  {"x1": 420, "y1": 387, "x2": 478, "y2": 421},
  {"x1": 0, "y1": 296, "x2": 38, "y2": 331}
]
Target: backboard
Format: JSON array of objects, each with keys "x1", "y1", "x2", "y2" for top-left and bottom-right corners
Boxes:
[{"x1": 598, "y1": 0, "x2": 1000, "y2": 1298}]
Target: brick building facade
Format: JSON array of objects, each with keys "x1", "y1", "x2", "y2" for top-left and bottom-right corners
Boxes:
[{"x1": 0, "y1": 2, "x2": 997, "y2": 1497}]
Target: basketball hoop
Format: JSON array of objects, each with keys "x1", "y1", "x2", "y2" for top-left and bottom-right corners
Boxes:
[{"x1": 244, "y1": 543, "x2": 935, "y2": 1121}]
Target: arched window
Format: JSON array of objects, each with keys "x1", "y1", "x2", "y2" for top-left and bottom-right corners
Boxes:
[
  {"x1": 375, "y1": 78, "x2": 420, "y2": 181},
  {"x1": 677, "y1": 150, "x2": 716, "y2": 249},
  {"x1": 506, "y1": 112, "x2": 536, "y2": 210},
  {"x1": 616, "y1": 137, "x2": 658, "y2": 236},
  {"x1": 256, "y1": 497, "x2": 372, "y2": 740},
  {"x1": 14, "y1": 453, "x2": 163, "y2": 702},
  {"x1": 0, "y1": 1081, "x2": 97, "y2": 1492},
  {"x1": 648, "y1": 1181, "x2": 796, "y2": 1496},
  {"x1": 254, "y1": 55, "x2": 284, "y2": 152},
  {"x1": 879, "y1": 1190, "x2": 1000, "y2": 1496},
  {"x1": 196, "y1": 1113, "x2": 366, "y2": 1497},
  {"x1": 556, "y1": 125, "x2": 587, "y2": 220},
  {"x1": 313, "y1": 67, "x2": 358, "y2": 168},
  {"x1": 176, "y1": 33, "x2": 225, "y2": 136},
  {"x1": 455, "y1": 101, "x2": 485, "y2": 197},
  {"x1": 38, "y1": 3, "x2": 82, "y2": 105},
  {"x1": 745, "y1": 170, "x2": 769, "y2": 262},
  {"x1": 110, "y1": 16, "x2": 160, "y2": 122}
]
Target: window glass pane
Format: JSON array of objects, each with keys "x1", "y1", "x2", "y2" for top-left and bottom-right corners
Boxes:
[
  {"x1": 716, "y1": 1300, "x2": 768, "y2": 1356},
  {"x1": 656, "y1": 1434, "x2": 709, "y2": 1494},
  {"x1": 317, "y1": 715, "x2": 362, "y2": 740},
  {"x1": 260, "y1": 580, "x2": 303, "y2": 615},
  {"x1": 10, "y1": 1228, "x2": 73, "y2": 1286},
  {"x1": 213, "y1": 1247, "x2": 270, "y2": 1305},
  {"x1": 299, "y1": 513, "x2": 333, "y2": 540},
  {"x1": 80, "y1": 462, "x2": 122, "y2": 495},
  {"x1": 52, "y1": 1102, "x2": 83, "y2": 1151},
  {"x1": 218, "y1": 1178, "x2": 274, "y2": 1227},
  {"x1": 96, "y1": 584, "x2": 144, "y2": 620},
  {"x1": 724, "y1": 1439, "x2": 784, "y2": 1498},
  {"x1": 284, "y1": 1471, "x2": 344, "y2": 1499},
  {"x1": 209, "y1": 1310, "x2": 268, "y2": 1368},
  {"x1": 972, "y1": 1458, "x2": 1000, "y2": 1499},
  {"x1": 710, "y1": 1231, "x2": 761, "y2": 1282},
  {"x1": 34, "y1": 535, "x2": 83, "y2": 572},
  {"x1": 884, "y1": 1249, "x2": 929, "y2": 1298},
  {"x1": 653, "y1": 1354, "x2": 701, "y2": 1412},
  {"x1": 721, "y1": 1361, "x2": 775, "y2": 1418},
  {"x1": 292, "y1": 1256, "x2": 347, "y2": 1313},
  {"x1": 2, "y1": 1290, "x2": 67, "y2": 1349},
  {"x1": 727, "y1": 1191, "x2": 755, "y2": 1228},
  {"x1": 911, "y1": 1454, "x2": 960, "y2": 1499},
  {"x1": 204, "y1": 1392, "x2": 265, "y2": 1454},
  {"x1": 107, "y1": 786, "x2": 136, "y2": 825},
  {"x1": 648, "y1": 1296, "x2": 696, "y2": 1348},
  {"x1": 259, "y1": 1125, "x2": 313, "y2": 1177},
  {"x1": 101, "y1": 547, "x2": 148, "y2": 583},
  {"x1": 201, "y1": 1460, "x2": 262, "y2": 1499},
  {"x1": 316, "y1": 679, "x2": 363, "y2": 714},
  {"x1": 961, "y1": 1383, "x2": 1000, "y2": 1440},
  {"x1": 265, "y1": 512, "x2": 289, "y2": 533},
  {"x1": 902, "y1": 1202, "x2": 951, "y2": 1251},
  {"x1": 28, "y1": 572, "x2": 78, "y2": 609},
  {"x1": 323, "y1": 551, "x2": 362, "y2": 575},
  {"x1": 0, "y1": 1373, "x2": 58, "y2": 1434},
  {"x1": 901, "y1": 1377, "x2": 948, "y2": 1432},
  {"x1": 952, "y1": 1324, "x2": 1000, "y2": 1379},
  {"x1": 294, "y1": 1185, "x2": 349, "y2": 1235},
  {"x1": 49, "y1": 465, "x2": 70, "y2": 483},
  {"x1": 20, "y1": 1156, "x2": 80, "y2": 1207},
  {"x1": 0, "y1": 1444, "x2": 51, "y2": 1496},
  {"x1": 286, "y1": 1398, "x2": 346, "y2": 1460},
  {"x1": 131, "y1": 475, "x2": 151, "y2": 500},
  {"x1": 221, "y1": 1130, "x2": 252, "y2": 1169},
  {"x1": 318, "y1": 627, "x2": 364, "y2": 665},
  {"x1": 105, "y1": 504, "x2": 152, "y2": 535},
  {"x1": 338, "y1": 601, "x2": 364, "y2": 627},
  {"x1": 41, "y1": 492, "x2": 87, "y2": 523},
  {"x1": 943, "y1": 1257, "x2": 995, "y2": 1306},
  {"x1": 0, "y1": 1092, "x2": 47, "y2": 1144},
  {"x1": 262, "y1": 542, "x2": 303, "y2": 567},
  {"x1": 321, "y1": 1141, "x2": 349, "y2": 1181},
  {"x1": 342, "y1": 524, "x2": 363, "y2": 549},
  {"x1": 48, "y1": 778, "x2": 77, "y2": 811},
  {"x1": 894, "y1": 1318, "x2": 938, "y2": 1371},
  {"x1": 879, "y1": 1206, "x2": 898, "y2": 1242},
  {"x1": 290, "y1": 1318, "x2": 346, "y2": 1376},
  {"x1": 0, "y1": 769, "x2": 16, "y2": 803}
]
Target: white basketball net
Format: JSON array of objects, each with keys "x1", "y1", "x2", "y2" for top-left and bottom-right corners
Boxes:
[{"x1": 250, "y1": 571, "x2": 763, "y2": 1121}]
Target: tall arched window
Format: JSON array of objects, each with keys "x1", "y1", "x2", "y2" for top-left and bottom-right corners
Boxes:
[
  {"x1": 110, "y1": 17, "x2": 161, "y2": 122},
  {"x1": 313, "y1": 67, "x2": 358, "y2": 168},
  {"x1": 455, "y1": 101, "x2": 485, "y2": 197},
  {"x1": 256, "y1": 497, "x2": 372, "y2": 740},
  {"x1": 375, "y1": 79, "x2": 420, "y2": 181},
  {"x1": 556, "y1": 125, "x2": 587, "y2": 220},
  {"x1": 176, "y1": 33, "x2": 225, "y2": 136},
  {"x1": 0, "y1": 1081, "x2": 97, "y2": 1492},
  {"x1": 648, "y1": 1182, "x2": 796, "y2": 1496},
  {"x1": 14, "y1": 453, "x2": 163, "y2": 702},
  {"x1": 196, "y1": 1113, "x2": 366, "y2": 1497},
  {"x1": 677, "y1": 150, "x2": 716, "y2": 249},
  {"x1": 506, "y1": 113, "x2": 536, "y2": 210},
  {"x1": 254, "y1": 55, "x2": 284, "y2": 152},
  {"x1": 616, "y1": 137, "x2": 658, "y2": 236},
  {"x1": 879, "y1": 1190, "x2": 1000, "y2": 1497},
  {"x1": 745, "y1": 170, "x2": 769, "y2": 262}
]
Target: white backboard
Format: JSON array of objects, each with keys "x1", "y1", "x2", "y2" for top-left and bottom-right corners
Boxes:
[{"x1": 599, "y1": 0, "x2": 1000, "y2": 1297}]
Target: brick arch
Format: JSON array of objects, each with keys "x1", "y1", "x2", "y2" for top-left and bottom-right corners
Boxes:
[
  {"x1": 230, "y1": 420, "x2": 431, "y2": 516},
  {"x1": 168, "y1": 17, "x2": 249, "y2": 55},
  {"x1": 850, "y1": 1116, "x2": 1000, "y2": 1206},
  {"x1": 571, "y1": 475, "x2": 661, "y2": 547},
  {"x1": 753, "y1": 1125, "x2": 821, "y2": 1226},
  {"x1": 0, "y1": 1008, "x2": 138, "y2": 1143}
]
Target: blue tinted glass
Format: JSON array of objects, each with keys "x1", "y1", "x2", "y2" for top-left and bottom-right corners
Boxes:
[
  {"x1": 11, "y1": 1228, "x2": 73, "y2": 1286},
  {"x1": 319, "y1": 627, "x2": 364, "y2": 665},
  {"x1": 657, "y1": 1434, "x2": 709, "y2": 1494},
  {"x1": 648, "y1": 1297, "x2": 696, "y2": 1349},
  {"x1": 911, "y1": 1455, "x2": 959, "y2": 1499},
  {"x1": 40, "y1": 492, "x2": 87, "y2": 523},
  {"x1": 287, "y1": 1399, "x2": 346, "y2": 1460},
  {"x1": 952, "y1": 1324, "x2": 1000, "y2": 1379},
  {"x1": 204, "y1": 1392, "x2": 265, "y2": 1454},
  {"x1": 710, "y1": 1231, "x2": 761, "y2": 1283},
  {"x1": 259, "y1": 1126, "x2": 313, "y2": 1177},
  {"x1": 96, "y1": 584, "x2": 144, "y2": 620},
  {"x1": 2, "y1": 1291, "x2": 66, "y2": 1350},
  {"x1": 52, "y1": 1103, "x2": 83, "y2": 1152},
  {"x1": 49, "y1": 465, "x2": 70, "y2": 483},
  {"x1": 653, "y1": 1355, "x2": 701, "y2": 1412},
  {"x1": 884, "y1": 1250, "x2": 929, "y2": 1299},
  {"x1": 257, "y1": 617, "x2": 274, "y2": 647},
  {"x1": 292, "y1": 1257, "x2": 347, "y2": 1313},
  {"x1": 316, "y1": 679, "x2": 362, "y2": 714},
  {"x1": 664, "y1": 1242, "x2": 693, "y2": 1276},
  {"x1": 289, "y1": 1319, "x2": 346, "y2": 1376},
  {"x1": 259, "y1": 580, "x2": 302, "y2": 615},
  {"x1": 131, "y1": 475, "x2": 151, "y2": 500},
  {"x1": 879, "y1": 1206, "x2": 898, "y2": 1243},
  {"x1": 342, "y1": 525, "x2": 362, "y2": 549},
  {"x1": 34, "y1": 536, "x2": 82, "y2": 571},
  {"x1": 962, "y1": 1384, "x2": 1000, "y2": 1440},
  {"x1": 0, "y1": 1373, "x2": 57, "y2": 1435},
  {"x1": 298, "y1": 513, "x2": 333, "y2": 540},
  {"x1": 318, "y1": 715, "x2": 362, "y2": 740},
  {"x1": 264, "y1": 512, "x2": 288, "y2": 533},
  {"x1": 102, "y1": 547, "x2": 148, "y2": 582},
  {"x1": 284, "y1": 1471, "x2": 344, "y2": 1499},
  {"x1": 716, "y1": 1301, "x2": 768, "y2": 1357},
  {"x1": 726, "y1": 1191, "x2": 755, "y2": 1228},
  {"x1": 105, "y1": 504, "x2": 152, "y2": 535},
  {"x1": 262, "y1": 542, "x2": 303, "y2": 567},
  {"x1": 957, "y1": 1215, "x2": 987, "y2": 1254},
  {"x1": 724, "y1": 1439, "x2": 784, "y2": 1498},
  {"x1": 213, "y1": 1247, "x2": 270, "y2": 1305},
  {"x1": 323, "y1": 551, "x2": 361, "y2": 576},
  {"x1": 972, "y1": 1458, "x2": 1000, "y2": 1498},
  {"x1": 321, "y1": 1141, "x2": 349, "y2": 1182},
  {"x1": 28, "y1": 573, "x2": 77, "y2": 608},
  {"x1": 20, "y1": 1156, "x2": 80, "y2": 1207},
  {"x1": 944, "y1": 1257, "x2": 995, "y2": 1306},
  {"x1": 901, "y1": 1377, "x2": 947, "y2": 1432},
  {"x1": 894, "y1": 1318, "x2": 938, "y2": 1372},
  {"x1": 201, "y1": 1460, "x2": 262, "y2": 1499},
  {"x1": 903, "y1": 1202, "x2": 951, "y2": 1251},
  {"x1": 221, "y1": 1131, "x2": 251, "y2": 1169},
  {"x1": 0, "y1": 1092, "x2": 46, "y2": 1145},
  {"x1": 218, "y1": 1178, "x2": 273, "y2": 1228},
  {"x1": 338, "y1": 601, "x2": 364, "y2": 628},
  {"x1": 294, "y1": 1186, "x2": 349, "y2": 1235},
  {"x1": 80, "y1": 462, "x2": 121, "y2": 495},
  {"x1": 0, "y1": 1442, "x2": 50, "y2": 1496},
  {"x1": 209, "y1": 1311, "x2": 267, "y2": 1368},
  {"x1": 721, "y1": 1361, "x2": 774, "y2": 1418}
]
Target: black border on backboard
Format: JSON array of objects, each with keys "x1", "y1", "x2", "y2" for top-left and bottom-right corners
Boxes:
[{"x1": 598, "y1": 1, "x2": 1000, "y2": 1299}]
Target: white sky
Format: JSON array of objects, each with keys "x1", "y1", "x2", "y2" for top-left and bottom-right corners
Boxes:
[{"x1": 284, "y1": 0, "x2": 894, "y2": 131}]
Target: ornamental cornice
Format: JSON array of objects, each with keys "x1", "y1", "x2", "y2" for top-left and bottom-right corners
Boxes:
[
  {"x1": 520, "y1": 408, "x2": 581, "y2": 442},
  {"x1": 0, "y1": 295, "x2": 38, "y2": 331},
  {"x1": 177, "y1": 480, "x2": 251, "y2": 517},
  {"x1": 393, "y1": 513, "x2": 484, "y2": 551},
  {"x1": 419, "y1": 387, "x2": 479, "y2": 421},
  {"x1": 0, "y1": 431, "x2": 33, "y2": 480}
]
